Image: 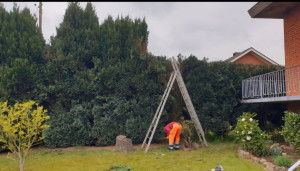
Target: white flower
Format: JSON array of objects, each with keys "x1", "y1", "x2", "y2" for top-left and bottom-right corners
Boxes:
[
  {"x1": 261, "y1": 134, "x2": 263, "y2": 136},
  {"x1": 246, "y1": 136, "x2": 251, "y2": 141},
  {"x1": 236, "y1": 131, "x2": 239, "y2": 134},
  {"x1": 249, "y1": 118, "x2": 253, "y2": 122},
  {"x1": 242, "y1": 131, "x2": 245, "y2": 135},
  {"x1": 243, "y1": 125, "x2": 247, "y2": 128},
  {"x1": 242, "y1": 139, "x2": 245, "y2": 142},
  {"x1": 242, "y1": 118, "x2": 246, "y2": 122},
  {"x1": 250, "y1": 127, "x2": 253, "y2": 130},
  {"x1": 248, "y1": 131, "x2": 252, "y2": 134}
]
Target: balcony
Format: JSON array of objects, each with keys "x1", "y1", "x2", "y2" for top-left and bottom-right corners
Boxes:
[{"x1": 241, "y1": 65, "x2": 300, "y2": 103}]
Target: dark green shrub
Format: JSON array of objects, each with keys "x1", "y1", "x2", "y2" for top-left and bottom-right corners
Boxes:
[
  {"x1": 280, "y1": 111, "x2": 300, "y2": 152},
  {"x1": 181, "y1": 120, "x2": 195, "y2": 148},
  {"x1": 273, "y1": 156, "x2": 293, "y2": 167},
  {"x1": 43, "y1": 104, "x2": 95, "y2": 148}
]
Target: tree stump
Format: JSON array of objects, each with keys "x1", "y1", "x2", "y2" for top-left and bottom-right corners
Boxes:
[{"x1": 115, "y1": 135, "x2": 134, "y2": 153}]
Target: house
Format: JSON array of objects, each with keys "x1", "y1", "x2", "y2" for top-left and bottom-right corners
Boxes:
[
  {"x1": 241, "y1": 2, "x2": 300, "y2": 113},
  {"x1": 225, "y1": 47, "x2": 279, "y2": 66}
]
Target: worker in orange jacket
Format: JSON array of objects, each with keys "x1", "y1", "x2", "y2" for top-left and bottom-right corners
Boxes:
[{"x1": 164, "y1": 121, "x2": 182, "y2": 151}]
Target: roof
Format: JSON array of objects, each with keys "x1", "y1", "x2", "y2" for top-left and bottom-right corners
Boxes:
[
  {"x1": 225, "y1": 47, "x2": 279, "y2": 65},
  {"x1": 248, "y1": 2, "x2": 300, "y2": 19}
]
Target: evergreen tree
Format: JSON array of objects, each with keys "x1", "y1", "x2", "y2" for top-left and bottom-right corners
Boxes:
[
  {"x1": 43, "y1": 2, "x2": 168, "y2": 147},
  {"x1": 0, "y1": 4, "x2": 45, "y2": 104}
]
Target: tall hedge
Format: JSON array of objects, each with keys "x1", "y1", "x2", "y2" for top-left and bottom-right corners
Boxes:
[
  {"x1": 0, "y1": 4, "x2": 45, "y2": 104},
  {"x1": 181, "y1": 55, "x2": 285, "y2": 135},
  {"x1": 0, "y1": 2, "x2": 286, "y2": 148},
  {"x1": 42, "y1": 2, "x2": 169, "y2": 147}
]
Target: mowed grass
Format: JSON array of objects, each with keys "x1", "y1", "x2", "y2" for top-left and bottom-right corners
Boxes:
[{"x1": 0, "y1": 142, "x2": 264, "y2": 171}]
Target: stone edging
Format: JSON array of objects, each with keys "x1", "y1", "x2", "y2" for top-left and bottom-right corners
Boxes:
[{"x1": 237, "y1": 149, "x2": 287, "y2": 171}]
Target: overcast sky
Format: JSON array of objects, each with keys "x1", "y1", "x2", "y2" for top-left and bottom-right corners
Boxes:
[{"x1": 2, "y1": 2, "x2": 285, "y2": 65}]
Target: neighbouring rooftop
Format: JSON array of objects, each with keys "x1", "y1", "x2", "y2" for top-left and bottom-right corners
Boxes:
[{"x1": 225, "y1": 47, "x2": 279, "y2": 65}]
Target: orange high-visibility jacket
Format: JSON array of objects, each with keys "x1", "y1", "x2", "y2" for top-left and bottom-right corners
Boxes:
[{"x1": 164, "y1": 122, "x2": 177, "y2": 136}]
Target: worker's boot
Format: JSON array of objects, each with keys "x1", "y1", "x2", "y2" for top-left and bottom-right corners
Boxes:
[
  {"x1": 168, "y1": 144, "x2": 173, "y2": 151},
  {"x1": 174, "y1": 142, "x2": 180, "y2": 150}
]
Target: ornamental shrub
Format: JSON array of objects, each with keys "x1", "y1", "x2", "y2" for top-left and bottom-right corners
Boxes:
[
  {"x1": 233, "y1": 112, "x2": 271, "y2": 156},
  {"x1": 280, "y1": 111, "x2": 300, "y2": 152},
  {"x1": 270, "y1": 145, "x2": 282, "y2": 158},
  {"x1": 181, "y1": 120, "x2": 195, "y2": 149},
  {"x1": 0, "y1": 101, "x2": 50, "y2": 171},
  {"x1": 273, "y1": 156, "x2": 293, "y2": 167}
]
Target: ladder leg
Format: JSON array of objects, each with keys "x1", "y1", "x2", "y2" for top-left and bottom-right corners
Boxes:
[
  {"x1": 144, "y1": 72, "x2": 177, "y2": 153},
  {"x1": 171, "y1": 59, "x2": 208, "y2": 147},
  {"x1": 141, "y1": 72, "x2": 175, "y2": 149}
]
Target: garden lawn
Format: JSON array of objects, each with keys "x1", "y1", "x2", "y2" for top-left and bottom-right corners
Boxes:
[{"x1": 0, "y1": 142, "x2": 264, "y2": 171}]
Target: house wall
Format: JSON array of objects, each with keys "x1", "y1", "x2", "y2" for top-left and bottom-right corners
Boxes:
[
  {"x1": 284, "y1": 5, "x2": 300, "y2": 96},
  {"x1": 234, "y1": 52, "x2": 267, "y2": 65},
  {"x1": 284, "y1": 5, "x2": 300, "y2": 68},
  {"x1": 286, "y1": 101, "x2": 300, "y2": 114}
]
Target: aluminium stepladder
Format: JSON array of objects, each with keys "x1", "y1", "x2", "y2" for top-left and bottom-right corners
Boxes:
[{"x1": 141, "y1": 58, "x2": 208, "y2": 153}]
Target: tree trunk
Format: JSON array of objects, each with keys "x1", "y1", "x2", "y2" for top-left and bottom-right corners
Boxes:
[
  {"x1": 19, "y1": 155, "x2": 26, "y2": 171},
  {"x1": 19, "y1": 161, "x2": 23, "y2": 171}
]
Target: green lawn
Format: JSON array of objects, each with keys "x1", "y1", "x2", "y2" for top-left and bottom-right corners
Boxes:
[{"x1": 0, "y1": 142, "x2": 264, "y2": 171}]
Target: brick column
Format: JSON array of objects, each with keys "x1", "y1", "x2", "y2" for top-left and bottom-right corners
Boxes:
[{"x1": 284, "y1": 5, "x2": 300, "y2": 96}]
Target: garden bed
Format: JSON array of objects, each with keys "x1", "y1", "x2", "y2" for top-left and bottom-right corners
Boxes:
[{"x1": 238, "y1": 142, "x2": 299, "y2": 171}]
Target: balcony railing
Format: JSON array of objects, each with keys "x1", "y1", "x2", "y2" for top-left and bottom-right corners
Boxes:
[{"x1": 242, "y1": 65, "x2": 300, "y2": 100}]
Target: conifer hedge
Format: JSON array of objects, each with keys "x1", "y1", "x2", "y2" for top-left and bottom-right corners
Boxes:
[{"x1": 0, "y1": 2, "x2": 286, "y2": 148}]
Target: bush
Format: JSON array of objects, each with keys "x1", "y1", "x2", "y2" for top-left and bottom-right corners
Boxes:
[
  {"x1": 91, "y1": 94, "x2": 168, "y2": 146},
  {"x1": 233, "y1": 112, "x2": 271, "y2": 156},
  {"x1": 43, "y1": 104, "x2": 95, "y2": 148},
  {"x1": 280, "y1": 111, "x2": 300, "y2": 152},
  {"x1": 181, "y1": 120, "x2": 195, "y2": 148},
  {"x1": 273, "y1": 156, "x2": 293, "y2": 167},
  {"x1": 0, "y1": 101, "x2": 50, "y2": 171},
  {"x1": 270, "y1": 145, "x2": 282, "y2": 158}
]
